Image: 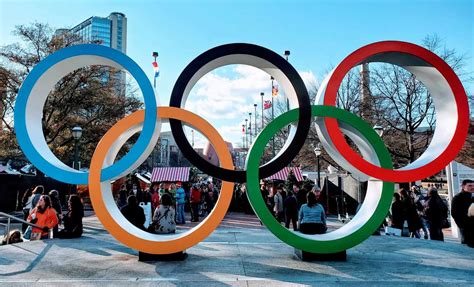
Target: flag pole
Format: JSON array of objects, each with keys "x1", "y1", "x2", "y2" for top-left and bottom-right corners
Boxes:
[
  {"x1": 271, "y1": 76, "x2": 275, "y2": 157},
  {"x1": 151, "y1": 51, "x2": 159, "y2": 169}
]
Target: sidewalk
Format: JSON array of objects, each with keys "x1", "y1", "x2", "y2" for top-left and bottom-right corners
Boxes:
[{"x1": 0, "y1": 212, "x2": 473, "y2": 286}]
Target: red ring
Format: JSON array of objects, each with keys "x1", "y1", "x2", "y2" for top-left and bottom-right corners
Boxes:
[{"x1": 323, "y1": 41, "x2": 470, "y2": 182}]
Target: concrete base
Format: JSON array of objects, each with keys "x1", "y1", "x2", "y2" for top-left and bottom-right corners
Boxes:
[
  {"x1": 138, "y1": 251, "x2": 187, "y2": 261},
  {"x1": 294, "y1": 248, "x2": 347, "y2": 261}
]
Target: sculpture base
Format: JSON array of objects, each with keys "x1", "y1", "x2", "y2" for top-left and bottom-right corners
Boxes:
[
  {"x1": 138, "y1": 251, "x2": 187, "y2": 261},
  {"x1": 294, "y1": 248, "x2": 347, "y2": 261}
]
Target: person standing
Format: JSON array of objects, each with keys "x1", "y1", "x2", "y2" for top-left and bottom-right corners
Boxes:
[
  {"x1": 175, "y1": 182, "x2": 186, "y2": 224},
  {"x1": 150, "y1": 184, "x2": 160, "y2": 214},
  {"x1": 451, "y1": 179, "x2": 474, "y2": 247},
  {"x1": 390, "y1": 193, "x2": 405, "y2": 230},
  {"x1": 190, "y1": 184, "x2": 201, "y2": 222},
  {"x1": 117, "y1": 184, "x2": 128, "y2": 209},
  {"x1": 284, "y1": 191, "x2": 298, "y2": 231},
  {"x1": 273, "y1": 186, "x2": 284, "y2": 223},
  {"x1": 399, "y1": 189, "x2": 422, "y2": 238},
  {"x1": 423, "y1": 188, "x2": 448, "y2": 241}
]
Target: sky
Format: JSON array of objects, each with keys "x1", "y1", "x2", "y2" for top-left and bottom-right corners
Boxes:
[{"x1": 1, "y1": 0, "x2": 473, "y2": 149}]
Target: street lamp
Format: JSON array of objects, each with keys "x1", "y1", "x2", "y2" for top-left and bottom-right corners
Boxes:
[
  {"x1": 248, "y1": 112, "x2": 252, "y2": 143},
  {"x1": 313, "y1": 143, "x2": 322, "y2": 188},
  {"x1": 373, "y1": 124, "x2": 384, "y2": 137},
  {"x1": 71, "y1": 126, "x2": 82, "y2": 170},
  {"x1": 253, "y1": 104, "x2": 257, "y2": 135},
  {"x1": 283, "y1": 50, "x2": 291, "y2": 133},
  {"x1": 270, "y1": 76, "x2": 275, "y2": 157},
  {"x1": 245, "y1": 118, "x2": 248, "y2": 149},
  {"x1": 241, "y1": 124, "x2": 245, "y2": 149},
  {"x1": 260, "y1": 92, "x2": 264, "y2": 132}
]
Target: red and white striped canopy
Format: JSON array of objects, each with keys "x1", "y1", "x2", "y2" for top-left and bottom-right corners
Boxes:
[
  {"x1": 151, "y1": 167, "x2": 190, "y2": 182},
  {"x1": 265, "y1": 167, "x2": 304, "y2": 182}
]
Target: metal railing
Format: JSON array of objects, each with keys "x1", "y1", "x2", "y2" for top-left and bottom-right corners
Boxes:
[{"x1": 0, "y1": 212, "x2": 51, "y2": 244}]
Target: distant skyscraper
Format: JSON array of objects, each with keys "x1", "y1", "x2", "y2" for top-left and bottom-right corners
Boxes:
[{"x1": 57, "y1": 12, "x2": 127, "y2": 95}]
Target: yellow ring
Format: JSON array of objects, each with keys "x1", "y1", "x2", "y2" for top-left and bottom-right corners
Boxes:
[{"x1": 88, "y1": 107, "x2": 234, "y2": 254}]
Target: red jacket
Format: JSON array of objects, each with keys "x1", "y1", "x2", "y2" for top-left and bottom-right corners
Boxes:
[
  {"x1": 190, "y1": 188, "x2": 201, "y2": 204},
  {"x1": 151, "y1": 192, "x2": 160, "y2": 211},
  {"x1": 28, "y1": 207, "x2": 59, "y2": 238}
]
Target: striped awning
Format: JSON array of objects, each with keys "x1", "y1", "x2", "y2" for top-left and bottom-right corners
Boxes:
[
  {"x1": 151, "y1": 167, "x2": 190, "y2": 182},
  {"x1": 265, "y1": 167, "x2": 304, "y2": 182}
]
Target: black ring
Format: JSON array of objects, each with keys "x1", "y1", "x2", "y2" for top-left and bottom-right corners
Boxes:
[{"x1": 169, "y1": 43, "x2": 311, "y2": 183}]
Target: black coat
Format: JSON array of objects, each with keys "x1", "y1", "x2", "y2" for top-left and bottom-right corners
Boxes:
[
  {"x1": 284, "y1": 195, "x2": 298, "y2": 214},
  {"x1": 390, "y1": 200, "x2": 405, "y2": 229},
  {"x1": 451, "y1": 191, "x2": 473, "y2": 229}
]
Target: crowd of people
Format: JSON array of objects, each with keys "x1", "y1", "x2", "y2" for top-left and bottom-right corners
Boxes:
[
  {"x1": 116, "y1": 180, "x2": 220, "y2": 234},
  {"x1": 4, "y1": 178, "x2": 472, "y2": 249},
  {"x1": 234, "y1": 182, "x2": 327, "y2": 234},
  {"x1": 2, "y1": 185, "x2": 84, "y2": 245},
  {"x1": 389, "y1": 179, "x2": 474, "y2": 247}
]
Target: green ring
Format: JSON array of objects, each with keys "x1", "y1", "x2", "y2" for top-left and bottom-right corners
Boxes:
[{"x1": 246, "y1": 105, "x2": 394, "y2": 253}]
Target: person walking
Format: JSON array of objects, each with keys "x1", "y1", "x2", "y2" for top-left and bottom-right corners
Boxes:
[
  {"x1": 175, "y1": 182, "x2": 186, "y2": 224},
  {"x1": 451, "y1": 179, "x2": 474, "y2": 247},
  {"x1": 299, "y1": 192, "x2": 327, "y2": 234}
]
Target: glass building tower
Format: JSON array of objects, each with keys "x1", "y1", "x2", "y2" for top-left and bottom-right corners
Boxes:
[{"x1": 65, "y1": 12, "x2": 127, "y2": 96}]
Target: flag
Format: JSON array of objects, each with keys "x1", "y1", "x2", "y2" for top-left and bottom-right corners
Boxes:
[
  {"x1": 263, "y1": 100, "x2": 272, "y2": 110},
  {"x1": 152, "y1": 61, "x2": 160, "y2": 78},
  {"x1": 272, "y1": 84, "x2": 279, "y2": 97}
]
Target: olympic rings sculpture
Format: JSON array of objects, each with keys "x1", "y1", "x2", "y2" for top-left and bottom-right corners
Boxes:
[{"x1": 14, "y1": 41, "x2": 469, "y2": 254}]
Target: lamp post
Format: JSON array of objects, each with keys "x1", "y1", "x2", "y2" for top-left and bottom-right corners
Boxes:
[
  {"x1": 241, "y1": 124, "x2": 245, "y2": 149},
  {"x1": 248, "y1": 112, "x2": 252, "y2": 144},
  {"x1": 245, "y1": 118, "x2": 248, "y2": 149},
  {"x1": 260, "y1": 92, "x2": 264, "y2": 132},
  {"x1": 191, "y1": 129, "x2": 195, "y2": 147},
  {"x1": 313, "y1": 143, "x2": 322, "y2": 188},
  {"x1": 71, "y1": 126, "x2": 83, "y2": 170},
  {"x1": 284, "y1": 50, "x2": 291, "y2": 134},
  {"x1": 253, "y1": 104, "x2": 257, "y2": 135}
]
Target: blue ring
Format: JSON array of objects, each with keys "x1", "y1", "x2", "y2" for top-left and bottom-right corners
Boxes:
[{"x1": 14, "y1": 44, "x2": 157, "y2": 184}]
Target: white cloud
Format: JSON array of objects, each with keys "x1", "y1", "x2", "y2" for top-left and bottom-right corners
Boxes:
[{"x1": 184, "y1": 65, "x2": 316, "y2": 148}]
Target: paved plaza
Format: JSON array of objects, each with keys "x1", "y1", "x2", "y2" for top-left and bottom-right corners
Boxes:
[{"x1": 1, "y1": 212, "x2": 473, "y2": 286}]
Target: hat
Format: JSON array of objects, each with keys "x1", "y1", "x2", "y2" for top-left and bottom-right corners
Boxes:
[{"x1": 176, "y1": 181, "x2": 182, "y2": 187}]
